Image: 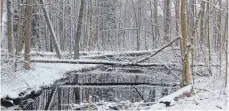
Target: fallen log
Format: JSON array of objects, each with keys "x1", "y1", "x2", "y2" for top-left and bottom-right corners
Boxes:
[
  {"x1": 135, "y1": 37, "x2": 181, "y2": 63},
  {"x1": 83, "y1": 48, "x2": 180, "y2": 59},
  {"x1": 30, "y1": 58, "x2": 180, "y2": 67},
  {"x1": 29, "y1": 59, "x2": 219, "y2": 67}
]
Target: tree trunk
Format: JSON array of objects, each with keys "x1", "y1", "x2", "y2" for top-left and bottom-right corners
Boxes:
[
  {"x1": 164, "y1": 0, "x2": 171, "y2": 42},
  {"x1": 74, "y1": 0, "x2": 85, "y2": 59},
  {"x1": 200, "y1": 1, "x2": 205, "y2": 43},
  {"x1": 7, "y1": 0, "x2": 13, "y2": 54},
  {"x1": 206, "y1": 0, "x2": 211, "y2": 62},
  {"x1": 224, "y1": 1, "x2": 228, "y2": 87},
  {"x1": 175, "y1": 0, "x2": 180, "y2": 46},
  {"x1": 24, "y1": 0, "x2": 33, "y2": 70},
  {"x1": 149, "y1": 0, "x2": 155, "y2": 48},
  {"x1": 181, "y1": 0, "x2": 191, "y2": 86},
  {"x1": 218, "y1": 0, "x2": 222, "y2": 76},
  {"x1": 154, "y1": 0, "x2": 159, "y2": 48},
  {"x1": 0, "y1": 0, "x2": 2, "y2": 42},
  {"x1": 40, "y1": 0, "x2": 62, "y2": 59},
  {"x1": 88, "y1": 0, "x2": 94, "y2": 51}
]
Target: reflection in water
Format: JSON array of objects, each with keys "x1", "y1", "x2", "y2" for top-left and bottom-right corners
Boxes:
[{"x1": 30, "y1": 66, "x2": 179, "y2": 110}]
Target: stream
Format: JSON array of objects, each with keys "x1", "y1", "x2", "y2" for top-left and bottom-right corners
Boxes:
[{"x1": 1, "y1": 65, "x2": 180, "y2": 110}]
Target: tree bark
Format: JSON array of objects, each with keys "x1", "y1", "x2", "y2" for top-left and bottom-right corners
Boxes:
[
  {"x1": 87, "y1": 0, "x2": 94, "y2": 51},
  {"x1": 181, "y1": 0, "x2": 191, "y2": 86},
  {"x1": 175, "y1": 0, "x2": 180, "y2": 46},
  {"x1": 7, "y1": 0, "x2": 13, "y2": 54},
  {"x1": 154, "y1": 0, "x2": 159, "y2": 44},
  {"x1": 24, "y1": 0, "x2": 33, "y2": 70},
  {"x1": 0, "y1": 0, "x2": 2, "y2": 42},
  {"x1": 225, "y1": 1, "x2": 228, "y2": 87},
  {"x1": 164, "y1": 0, "x2": 171, "y2": 42},
  {"x1": 200, "y1": 1, "x2": 206, "y2": 43},
  {"x1": 74, "y1": 0, "x2": 85, "y2": 59},
  {"x1": 40, "y1": 0, "x2": 62, "y2": 59}
]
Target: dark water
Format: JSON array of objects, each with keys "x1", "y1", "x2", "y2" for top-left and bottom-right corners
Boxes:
[{"x1": 17, "y1": 65, "x2": 180, "y2": 110}]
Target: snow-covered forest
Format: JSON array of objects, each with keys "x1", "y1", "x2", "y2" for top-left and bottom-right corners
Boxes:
[{"x1": 0, "y1": 0, "x2": 228, "y2": 110}]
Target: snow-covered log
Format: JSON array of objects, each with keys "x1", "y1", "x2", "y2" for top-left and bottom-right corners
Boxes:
[
  {"x1": 158, "y1": 85, "x2": 192, "y2": 106},
  {"x1": 29, "y1": 58, "x2": 180, "y2": 67},
  {"x1": 29, "y1": 58, "x2": 219, "y2": 67}
]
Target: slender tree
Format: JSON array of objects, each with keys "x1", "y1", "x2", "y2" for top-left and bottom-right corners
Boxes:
[
  {"x1": 41, "y1": 0, "x2": 62, "y2": 59},
  {"x1": 24, "y1": 0, "x2": 33, "y2": 70},
  {"x1": 164, "y1": 0, "x2": 171, "y2": 42},
  {"x1": 74, "y1": 0, "x2": 85, "y2": 59},
  {"x1": 200, "y1": 1, "x2": 205, "y2": 43},
  {"x1": 181, "y1": 0, "x2": 191, "y2": 86},
  {"x1": 7, "y1": 0, "x2": 13, "y2": 54},
  {"x1": 224, "y1": 0, "x2": 228, "y2": 87},
  {"x1": 175, "y1": 0, "x2": 180, "y2": 46},
  {"x1": 0, "y1": 0, "x2": 2, "y2": 41},
  {"x1": 154, "y1": 0, "x2": 159, "y2": 47}
]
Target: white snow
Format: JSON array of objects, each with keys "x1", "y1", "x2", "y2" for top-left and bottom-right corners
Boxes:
[
  {"x1": 158, "y1": 85, "x2": 192, "y2": 106},
  {"x1": 0, "y1": 63, "x2": 97, "y2": 98}
]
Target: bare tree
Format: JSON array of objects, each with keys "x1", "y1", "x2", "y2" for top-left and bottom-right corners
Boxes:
[
  {"x1": 0, "y1": 0, "x2": 2, "y2": 41},
  {"x1": 24, "y1": 0, "x2": 33, "y2": 70},
  {"x1": 224, "y1": 0, "x2": 228, "y2": 87},
  {"x1": 7, "y1": 0, "x2": 13, "y2": 54},
  {"x1": 154, "y1": 0, "x2": 159, "y2": 47},
  {"x1": 175, "y1": 0, "x2": 180, "y2": 46},
  {"x1": 74, "y1": 0, "x2": 85, "y2": 59},
  {"x1": 181, "y1": 0, "x2": 191, "y2": 86},
  {"x1": 164, "y1": 0, "x2": 171, "y2": 42},
  {"x1": 40, "y1": 0, "x2": 62, "y2": 59},
  {"x1": 200, "y1": 1, "x2": 205, "y2": 43}
]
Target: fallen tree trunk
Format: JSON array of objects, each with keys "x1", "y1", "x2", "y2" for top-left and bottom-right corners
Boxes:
[
  {"x1": 29, "y1": 59, "x2": 220, "y2": 67},
  {"x1": 83, "y1": 48, "x2": 180, "y2": 59},
  {"x1": 30, "y1": 59, "x2": 179, "y2": 67},
  {"x1": 135, "y1": 37, "x2": 181, "y2": 63}
]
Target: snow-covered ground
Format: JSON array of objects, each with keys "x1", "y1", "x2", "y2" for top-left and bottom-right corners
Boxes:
[
  {"x1": 140, "y1": 76, "x2": 229, "y2": 110},
  {"x1": 0, "y1": 63, "x2": 97, "y2": 98}
]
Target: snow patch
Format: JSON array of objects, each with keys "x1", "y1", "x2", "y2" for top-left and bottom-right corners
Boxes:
[
  {"x1": 1, "y1": 63, "x2": 97, "y2": 98},
  {"x1": 159, "y1": 85, "x2": 192, "y2": 106}
]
